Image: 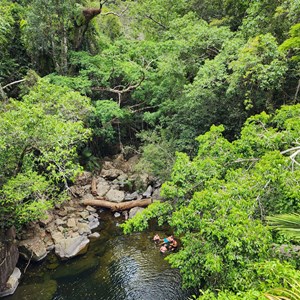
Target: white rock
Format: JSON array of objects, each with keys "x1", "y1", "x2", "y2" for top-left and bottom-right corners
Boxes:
[
  {"x1": 0, "y1": 268, "x2": 21, "y2": 297},
  {"x1": 88, "y1": 232, "x2": 100, "y2": 239},
  {"x1": 88, "y1": 218, "x2": 100, "y2": 230},
  {"x1": 55, "y1": 236, "x2": 90, "y2": 259}
]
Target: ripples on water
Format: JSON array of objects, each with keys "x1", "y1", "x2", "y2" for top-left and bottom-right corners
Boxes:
[{"x1": 6, "y1": 211, "x2": 192, "y2": 300}]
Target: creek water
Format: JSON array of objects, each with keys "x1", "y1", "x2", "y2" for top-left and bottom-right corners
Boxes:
[{"x1": 6, "y1": 211, "x2": 192, "y2": 300}]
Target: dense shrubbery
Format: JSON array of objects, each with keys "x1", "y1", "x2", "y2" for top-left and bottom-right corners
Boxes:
[{"x1": 1, "y1": 0, "x2": 300, "y2": 297}]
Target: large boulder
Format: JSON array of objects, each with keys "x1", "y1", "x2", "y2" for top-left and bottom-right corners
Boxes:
[
  {"x1": 19, "y1": 237, "x2": 47, "y2": 261},
  {"x1": 142, "y1": 185, "x2": 153, "y2": 198},
  {"x1": 87, "y1": 215, "x2": 99, "y2": 230},
  {"x1": 100, "y1": 168, "x2": 124, "y2": 180},
  {"x1": 124, "y1": 191, "x2": 139, "y2": 201},
  {"x1": 96, "y1": 177, "x2": 110, "y2": 197},
  {"x1": 55, "y1": 236, "x2": 90, "y2": 260},
  {"x1": 0, "y1": 268, "x2": 21, "y2": 297},
  {"x1": 105, "y1": 189, "x2": 125, "y2": 203},
  {"x1": 152, "y1": 187, "x2": 163, "y2": 200},
  {"x1": 129, "y1": 207, "x2": 145, "y2": 219}
]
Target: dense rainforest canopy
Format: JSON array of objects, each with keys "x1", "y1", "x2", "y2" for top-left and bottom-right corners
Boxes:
[{"x1": 0, "y1": 0, "x2": 300, "y2": 299}]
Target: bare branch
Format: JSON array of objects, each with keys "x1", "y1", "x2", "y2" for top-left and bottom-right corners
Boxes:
[
  {"x1": 102, "y1": 6, "x2": 129, "y2": 17},
  {"x1": 230, "y1": 158, "x2": 260, "y2": 164},
  {"x1": 3, "y1": 79, "x2": 26, "y2": 90},
  {"x1": 281, "y1": 146, "x2": 300, "y2": 155},
  {"x1": 92, "y1": 72, "x2": 145, "y2": 105},
  {"x1": 145, "y1": 14, "x2": 168, "y2": 29}
]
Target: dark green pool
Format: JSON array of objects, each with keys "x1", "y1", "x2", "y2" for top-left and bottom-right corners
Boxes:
[{"x1": 6, "y1": 211, "x2": 192, "y2": 300}]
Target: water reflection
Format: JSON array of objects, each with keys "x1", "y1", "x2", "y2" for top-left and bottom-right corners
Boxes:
[{"x1": 6, "y1": 211, "x2": 191, "y2": 300}]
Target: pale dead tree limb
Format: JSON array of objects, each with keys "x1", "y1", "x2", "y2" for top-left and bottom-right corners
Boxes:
[
  {"x1": 290, "y1": 149, "x2": 300, "y2": 172},
  {"x1": 281, "y1": 146, "x2": 300, "y2": 172},
  {"x1": 230, "y1": 158, "x2": 260, "y2": 164},
  {"x1": 92, "y1": 59, "x2": 153, "y2": 105},
  {"x1": 101, "y1": 6, "x2": 129, "y2": 17},
  {"x1": 281, "y1": 146, "x2": 300, "y2": 155},
  {"x1": 2, "y1": 79, "x2": 26, "y2": 90},
  {"x1": 92, "y1": 72, "x2": 145, "y2": 106}
]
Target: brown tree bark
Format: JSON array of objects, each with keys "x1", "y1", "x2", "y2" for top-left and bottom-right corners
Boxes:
[{"x1": 82, "y1": 198, "x2": 153, "y2": 212}]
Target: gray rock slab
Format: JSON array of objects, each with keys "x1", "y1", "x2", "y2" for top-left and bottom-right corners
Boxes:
[
  {"x1": 77, "y1": 222, "x2": 92, "y2": 235},
  {"x1": 142, "y1": 185, "x2": 153, "y2": 198},
  {"x1": 19, "y1": 238, "x2": 47, "y2": 261},
  {"x1": 88, "y1": 232, "x2": 100, "y2": 239},
  {"x1": 51, "y1": 232, "x2": 65, "y2": 244},
  {"x1": 0, "y1": 268, "x2": 21, "y2": 297},
  {"x1": 129, "y1": 207, "x2": 145, "y2": 219},
  {"x1": 55, "y1": 219, "x2": 65, "y2": 226},
  {"x1": 55, "y1": 236, "x2": 90, "y2": 259},
  {"x1": 124, "y1": 191, "x2": 139, "y2": 201},
  {"x1": 152, "y1": 187, "x2": 162, "y2": 200},
  {"x1": 67, "y1": 218, "x2": 77, "y2": 228},
  {"x1": 105, "y1": 189, "x2": 125, "y2": 203},
  {"x1": 96, "y1": 179, "x2": 111, "y2": 197},
  {"x1": 79, "y1": 211, "x2": 90, "y2": 219},
  {"x1": 100, "y1": 168, "x2": 124, "y2": 180},
  {"x1": 88, "y1": 218, "x2": 100, "y2": 230},
  {"x1": 86, "y1": 205, "x2": 97, "y2": 213}
]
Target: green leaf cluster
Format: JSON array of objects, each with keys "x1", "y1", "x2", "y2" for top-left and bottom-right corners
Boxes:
[
  {"x1": 0, "y1": 79, "x2": 92, "y2": 228},
  {"x1": 124, "y1": 104, "x2": 300, "y2": 297}
]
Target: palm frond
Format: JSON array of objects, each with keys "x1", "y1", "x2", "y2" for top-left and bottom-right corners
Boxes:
[{"x1": 267, "y1": 214, "x2": 300, "y2": 240}]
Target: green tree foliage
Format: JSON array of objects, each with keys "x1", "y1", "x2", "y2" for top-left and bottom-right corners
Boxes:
[
  {"x1": 0, "y1": 79, "x2": 92, "y2": 228},
  {"x1": 0, "y1": 1, "x2": 29, "y2": 89},
  {"x1": 22, "y1": 0, "x2": 78, "y2": 75},
  {"x1": 123, "y1": 104, "x2": 300, "y2": 297}
]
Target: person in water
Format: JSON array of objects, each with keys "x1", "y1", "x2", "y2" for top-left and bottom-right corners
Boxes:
[
  {"x1": 153, "y1": 233, "x2": 161, "y2": 243},
  {"x1": 170, "y1": 238, "x2": 178, "y2": 251},
  {"x1": 160, "y1": 244, "x2": 168, "y2": 254},
  {"x1": 162, "y1": 235, "x2": 174, "y2": 245}
]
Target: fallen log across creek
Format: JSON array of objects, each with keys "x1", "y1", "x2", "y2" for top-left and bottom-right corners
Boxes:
[{"x1": 82, "y1": 198, "x2": 153, "y2": 212}]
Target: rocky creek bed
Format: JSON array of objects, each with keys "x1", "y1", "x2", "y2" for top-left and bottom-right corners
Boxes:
[
  {"x1": 0, "y1": 154, "x2": 191, "y2": 299},
  {"x1": 4, "y1": 210, "x2": 192, "y2": 300}
]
